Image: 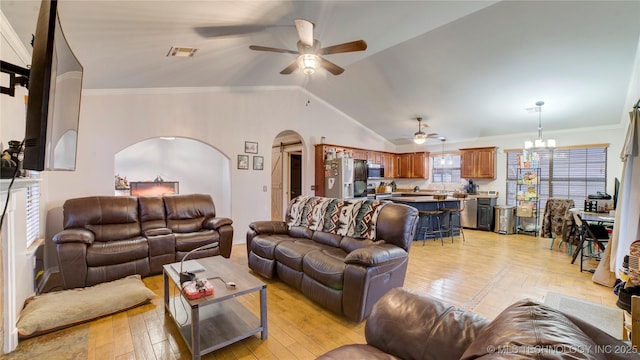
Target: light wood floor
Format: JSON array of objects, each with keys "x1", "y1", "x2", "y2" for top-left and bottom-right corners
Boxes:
[{"x1": 12, "y1": 230, "x2": 619, "y2": 359}]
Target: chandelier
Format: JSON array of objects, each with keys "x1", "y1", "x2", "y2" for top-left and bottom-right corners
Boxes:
[{"x1": 524, "y1": 101, "x2": 555, "y2": 150}]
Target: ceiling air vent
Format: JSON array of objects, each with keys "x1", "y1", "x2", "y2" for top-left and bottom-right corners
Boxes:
[{"x1": 167, "y1": 46, "x2": 198, "y2": 58}]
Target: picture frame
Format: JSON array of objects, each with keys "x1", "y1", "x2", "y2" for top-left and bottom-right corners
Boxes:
[
  {"x1": 253, "y1": 156, "x2": 264, "y2": 170},
  {"x1": 237, "y1": 155, "x2": 249, "y2": 170},
  {"x1": 245, "y1": 141, "x2": 258, "y2": 154}
]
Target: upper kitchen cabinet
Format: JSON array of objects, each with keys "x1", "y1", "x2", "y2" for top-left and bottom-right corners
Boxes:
[
  {"x1": 368, "y1": 151, "x2": 383, "y2": 165},
  {"x1": 460, "y1": 147, "x2": 496, "y2": 179},
  {"x1": 382, "y1": 153, "x2": 397, "y2": 178},
  {"x1": 351, "y1": 149, "x2": 369, "y2": 160},
  {"x1": 397, "y1": 152, "x2": 429, "y2": 179}
]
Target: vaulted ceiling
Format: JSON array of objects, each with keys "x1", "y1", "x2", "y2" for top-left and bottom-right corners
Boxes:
[{"x1": 3, "y1": 0, "x2": 639, "y2": 145}]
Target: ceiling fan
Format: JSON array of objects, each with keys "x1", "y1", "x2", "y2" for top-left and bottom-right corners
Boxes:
[
  {"x1": 412, "y1": 117, "x2": 440, "y2": 144},
  {"x1": 249, "y1": 19, "x2": 367, "y2": 75}
]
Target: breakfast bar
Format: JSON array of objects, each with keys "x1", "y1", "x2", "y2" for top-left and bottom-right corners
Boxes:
[{"x1": 388, "y1": 196, "x2": 463, "y2": 242}]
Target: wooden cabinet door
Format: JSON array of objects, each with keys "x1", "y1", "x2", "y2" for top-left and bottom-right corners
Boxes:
[
  {"x1": 398, "y1": 154, "x2": 412, "y2": 178},
  {"x1": 460, "y1": 150, "x2": 476, "y2": 179},
  {"x1": 475, "y1": 148, "x2": 496, "y2": 179},
  {"x1": 352, "y1": 149, "x2": 368, "y2": 160},
  {"x1": 411, "y1": 153, "x2": 429, "y2": 179},
  {"x1": 382, "y1": 153, "x2": 396, "y2": 178}
]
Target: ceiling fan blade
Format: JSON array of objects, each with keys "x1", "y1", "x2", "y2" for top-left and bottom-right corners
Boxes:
[
  {"x1": 318, "y1": 57, "x2": 344, "y2": 75},
  {"x1": 426, "y1": 133, "x2": 440, "y2": 138},
  {"x1": 249, "y1": 45, "x2": 299, "y2": 55},
  {"x1": 280, "y1": 60, "x2": 299, "y2": 75},
  {"x1": 294, "y1": 19, "x2": 314, "y2": 48},
  {"x1": 319, "y1": 40, "x2": 367, "y2": 55},
  {"x1": 195, "y1": 25, "x2": 272, "y2": 38}
]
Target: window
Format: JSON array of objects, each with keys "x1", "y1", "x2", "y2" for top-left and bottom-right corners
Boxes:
[
  {"x1": 431, "y1": 153, "x2": 461, "y2": 183},
  {"x1": 506, "y1": 145, "x2": 607, "y2": 210},
  {"x1": 26, "y1": 182, "x2": 41, "y2": 248}
]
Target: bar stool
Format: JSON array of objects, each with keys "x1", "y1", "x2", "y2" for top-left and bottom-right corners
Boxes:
[
  {"x1": 417, "y1": 208, "x2": 444, "y2": 246},
  {"x1": 440, "y1": 193, "x2": 467, "y2": 243}
]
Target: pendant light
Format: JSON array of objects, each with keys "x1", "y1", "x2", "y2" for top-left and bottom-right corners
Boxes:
[{"x1": 524, "y1": 101, "x2": 556, "y2": 150}]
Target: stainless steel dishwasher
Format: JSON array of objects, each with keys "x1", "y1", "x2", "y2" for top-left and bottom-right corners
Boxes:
[{"x1": 461, "y1": 197, "x2": 478, "y2": 229}]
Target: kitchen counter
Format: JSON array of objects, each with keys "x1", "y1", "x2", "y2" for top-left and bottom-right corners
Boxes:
[{"x1": 388, "y1": 196, "x2": 461, "y2": 203}]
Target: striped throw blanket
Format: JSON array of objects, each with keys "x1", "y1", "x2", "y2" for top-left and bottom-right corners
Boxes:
[{"x1": 287, "y1": 196, "x2": 388, "y2": 240}]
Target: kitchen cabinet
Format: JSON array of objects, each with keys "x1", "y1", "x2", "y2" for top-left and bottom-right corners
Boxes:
[
  {"x1": 460, "y1": 147, "x2": 496, "y2": 179},
  {"x1": 397, "y1": 153, "x2": 429, "y2": 179},
  {"x1": 382, "y1": 153, "x2": 397, "y2": 178},
  {"x1": 351, "y1": 149, "x2": 369, "y2": 160},
  {"x1": 368, "y1": 151, "x2": 382, "y2": 165},
  {"x1": 477, "y1": 197, "x2": 497, "y2": 231}
]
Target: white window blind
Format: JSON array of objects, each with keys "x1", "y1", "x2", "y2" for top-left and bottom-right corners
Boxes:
[
  {"x1": 25, "y1": 182, "x2": 41, "y2": 247},
  {"x1": 506, "y1": 146, "x2": 607, "y2": 210},
  {"x1": 431, "y1": 153, "x2": 461, "y2": 183}
]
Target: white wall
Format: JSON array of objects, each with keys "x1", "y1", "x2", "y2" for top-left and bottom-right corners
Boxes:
[{"x1": 43, "y1": 87, "x2": 392, "y2": 244}]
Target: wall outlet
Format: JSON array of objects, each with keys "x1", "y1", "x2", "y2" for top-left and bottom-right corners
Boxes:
[
  {"x1": 311, "y1": 185, "x2": 316, "y2": 190},
  {"x1": 263, "y1": 185, "x2": 267, "y2": 192}
]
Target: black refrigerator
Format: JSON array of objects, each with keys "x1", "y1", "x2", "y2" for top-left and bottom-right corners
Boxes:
[{"x1": 353, "y1": 160, "x2": 368, "y2": 198}]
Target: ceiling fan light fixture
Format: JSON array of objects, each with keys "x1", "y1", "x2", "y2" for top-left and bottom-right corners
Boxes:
[
  {"x1": 298, "y1": 54, "x2": 318, "y2": 74},
  {"x1": 413, "y1": 132, "x2": 426, "y2": 144}
]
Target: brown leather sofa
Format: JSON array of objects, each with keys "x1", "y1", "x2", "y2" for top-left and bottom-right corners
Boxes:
[
  {"x1": 246, "y1": 196, "x2": 419, "y2": 322},
  {"x1": 319, "y1": 287, "x2": 638, "y2": 360},
  {"x1": 53, "y1": 194, "x2": 233, "y2": 289}
]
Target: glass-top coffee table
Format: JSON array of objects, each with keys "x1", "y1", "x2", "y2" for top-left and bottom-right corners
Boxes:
[{"x1": 163, "y1": 256, "x2": 267, "y2": 360}]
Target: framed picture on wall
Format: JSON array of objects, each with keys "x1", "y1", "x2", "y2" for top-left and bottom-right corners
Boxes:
[
  {"x1": 245, "y1": 141, "x2": 258, "y2": 154},
  {"x1": 238, "y1": 155, "x2": 249, "y2": 170},
  {"x1": 253, "y1": 156, "x2": 264, "y2": 170}
]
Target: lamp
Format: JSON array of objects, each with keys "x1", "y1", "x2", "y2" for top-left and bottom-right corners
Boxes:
[
  {"x1": 179, "y1": 242, "x2": 219, "y2": 285},
  {"x1": 413, "y1": 117, "x2": 427, "y2": 144},
  {"x1": 297, "y1": 54, "x2": 318, "y2": 75},
  {"x1": 524, "y1": 101, "x2": 555, "y2": 150}
]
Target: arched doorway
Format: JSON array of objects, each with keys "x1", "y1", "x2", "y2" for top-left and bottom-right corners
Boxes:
[
  {"x1": 114, "y1": 137, "x2": 231, "y2": 217},
  {"x1": 271, "y1": 131, "x2": 304, "y2": 220}
]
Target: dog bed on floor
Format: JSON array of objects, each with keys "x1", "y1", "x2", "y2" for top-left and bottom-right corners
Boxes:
[{"x1": 17, "y1": 274, "x2": 155, "y2": 339}]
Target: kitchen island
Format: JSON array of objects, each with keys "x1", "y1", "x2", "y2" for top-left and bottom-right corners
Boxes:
[{"x1": 388, "y1": 196, "x2": 462, "y2": 241}]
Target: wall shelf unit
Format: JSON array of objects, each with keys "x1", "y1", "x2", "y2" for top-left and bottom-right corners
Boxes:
[{"x1": 515, "y1": 167, "x2": 540, "y2": 236}]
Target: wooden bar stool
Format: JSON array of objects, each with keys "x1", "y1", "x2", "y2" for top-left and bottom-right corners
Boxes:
[
  {"x1": 439, "y1": 193, "x2": 467, "y2": 243},
  {"x1": 417, "y1": 208, "x2": 444, "y2": 246}
]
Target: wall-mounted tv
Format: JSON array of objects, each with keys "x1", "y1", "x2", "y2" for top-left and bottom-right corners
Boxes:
[{"x1": 23, "y1": 0, "x2": 83, "y2": 171}]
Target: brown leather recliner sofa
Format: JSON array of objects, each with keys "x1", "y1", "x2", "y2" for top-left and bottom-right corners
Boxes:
[
  {"x1": 246, "y1": 196, "x2": 419, "y2": 322},
  {"x1": 318, "y1": 287, "x2": 638, "y2": 360},
  {"x1": 53, "y1": 193, "x2": 233, "y2": 289}
]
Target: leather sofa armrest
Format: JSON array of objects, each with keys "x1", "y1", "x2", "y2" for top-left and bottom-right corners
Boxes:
[
  {"x1": 249, "y1": 221, "x2": 289, "y2": 235},
  {"x1": 203, "y1": 217, "x2": 233, "y2": 230},
  {"x1": 52, "y1": 229, "x2": 95, "y2": 245},
  {"x1": 144, "y1": 227, "x2": 172, "y2": 237},
  {"x1": 344, "y1": 244, "x2": 407, "y2": 267}
]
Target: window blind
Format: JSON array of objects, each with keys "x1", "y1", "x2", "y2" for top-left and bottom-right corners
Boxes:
[
  {"x1": 431, "y1": 153, "x2": 461, "y2": 183},
  {"x1": 505, "y1": 146, "x2": 607, "y2": 210},
  {"x1": 25, "y1": 182, "x2": 41, "y2": 247}
]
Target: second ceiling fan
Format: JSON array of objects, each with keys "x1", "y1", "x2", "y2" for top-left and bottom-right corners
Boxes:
[{"x1": 249, "y1": 19, "x2": 367, "y2": 75}]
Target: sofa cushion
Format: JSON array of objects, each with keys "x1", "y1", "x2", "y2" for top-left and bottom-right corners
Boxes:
[
  {"x1": 460, "y1": 299, "x2": 606, "y2": 360},
  {"x1": 86, "y1": 237, "x2": 148, "y2": 267},
  {"x1": 174, "y1": 230, "x2": 218, "y2": 252},
  {"x1": 275, "y1": 239, "x2": 324, "y2": 271},
  {"x1": 250, "y1": 234, "x2": 294, "y2": 259},
  {"x1": 340, "y1": 236, "x2": 385, "y2": 253},
  {"x1": 303, "y1": 248, "x2": 347, "y2": 290},
  {"x1": 164, "y1": 193, "x2": 216, "y2": 233},
  {"x1": 312, "y1": 231, "x2": 342, "y2": 247}
]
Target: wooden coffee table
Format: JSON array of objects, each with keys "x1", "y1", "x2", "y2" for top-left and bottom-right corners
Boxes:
[{"x1": 163, "y1": 256, "x2": 267, "y2": 360}]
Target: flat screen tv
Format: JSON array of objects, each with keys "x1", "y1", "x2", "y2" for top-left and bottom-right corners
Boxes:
[{"x1": 23, "y1": 0, "x2": 83, "y2": 171}]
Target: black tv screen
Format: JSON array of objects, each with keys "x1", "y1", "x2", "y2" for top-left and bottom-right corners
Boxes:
[{"x1": 23, "y1": 0, "x2": 83, "y2": 171}]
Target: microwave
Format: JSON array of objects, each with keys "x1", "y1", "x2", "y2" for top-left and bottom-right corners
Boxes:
[{"x1": 367, "y1": 164, "x2": 384, "y2": 179}]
